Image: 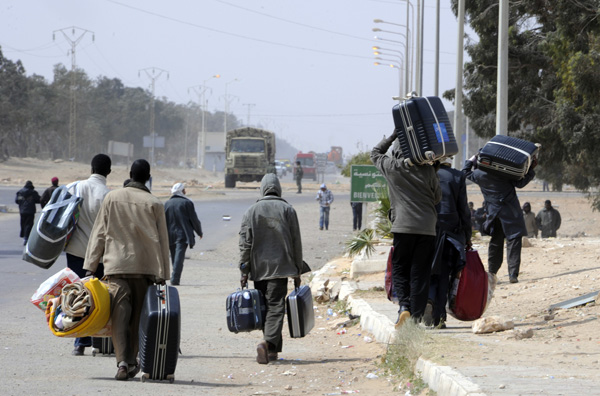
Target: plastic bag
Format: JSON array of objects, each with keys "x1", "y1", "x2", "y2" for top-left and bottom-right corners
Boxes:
[{"x1": 31, "y1": 267, "x2": 80, "y2": 311}]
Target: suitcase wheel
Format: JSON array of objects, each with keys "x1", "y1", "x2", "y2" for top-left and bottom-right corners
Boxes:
[
  {"x1": 425, "y1": 151, "x2": 435, "y2": 161},
  {"x1": 403, "y1": 158, "x2": 414, "y2": 167},
  {"x1": 92, "y1": 348, "x2": 98, "y2": 357},
  {"x1": 141, "y1": 373, "x2": 149, "y2": 383},
  {"x1": 167, "y1": 374, "x2": 175, "y2": 383}
]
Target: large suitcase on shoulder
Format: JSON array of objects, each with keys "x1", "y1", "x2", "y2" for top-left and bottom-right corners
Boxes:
[
  {"x1": 477, "y1": 135, "x2": 540, "y2": 181},
  {"x1": 286, "y1": 285, "x2": 314, "y2": 338},
  {"x1": 92, "y1": 337, "x2": 114, "y2": 356},
  {"x1": 392, "y1": 95, "x2": 458, "y2": 166},
  {"x1": 23, "y1": 185, "x2": 82, "y2": 269},
  {"x1": 139, "y1": 284, "x2": 180, "y2": 383},
  {"x1": 226, "y1": 288, "x2": 266, "y2": 333}
]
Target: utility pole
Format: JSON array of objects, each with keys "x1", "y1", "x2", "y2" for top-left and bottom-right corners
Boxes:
[
  {"x1": 243, "y1": 103, "x2": 256, "y2": 126},
  {"x1": 139, "y1": 67, "x2": 169, "y2": 167},
  {"x1": 453, "y1": 0, "x2": 466, "y2": 168},
  {"x1": 434, "y1": 0, "x2": 440, "y2": 96},
  {"x1": 222, "y1": 79, "x2": 239, "y2": 149},
  {"x1": 189, "y1": 78, "x2": 218, "y2": 169},
  {"x1": 496, "y1": 0, "x2": 509, "y2": 135},
  {"x1": 53, "y1": 26, "x2": 94, "y2": 160}
]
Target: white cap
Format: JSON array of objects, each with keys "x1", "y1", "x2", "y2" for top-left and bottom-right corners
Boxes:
[{"x1": 171, "y1": 182, "x2": 185, "y2": 195}]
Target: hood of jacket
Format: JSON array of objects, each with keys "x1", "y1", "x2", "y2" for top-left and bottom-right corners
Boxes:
[{"x1": 260, "y1": 173, "x2": 281, "y2": 198}]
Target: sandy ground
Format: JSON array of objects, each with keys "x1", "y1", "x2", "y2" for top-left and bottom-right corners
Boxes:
[{"x1": 3, "y1": 156, "x2": 600, "y2": 394}]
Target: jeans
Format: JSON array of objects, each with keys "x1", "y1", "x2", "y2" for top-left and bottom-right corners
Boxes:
[
  {"x1": 392, "y1": 233, "x2": 435, "y2": 319},
  {"x1": 254, "y1": 278, "x2": 288, "y2": 353},
  {"x1": 67, "y1": 253, "x2": 105, "y2": 348},
  {"x1": 319, "y1": 206, "x2": 330, "y2": 230},
  {"x1": 169, "y1": 242, "x2": 188, "y2": 284},
  {"x1": 488, "y1": 217, "x2": 522, "y2": 278}
]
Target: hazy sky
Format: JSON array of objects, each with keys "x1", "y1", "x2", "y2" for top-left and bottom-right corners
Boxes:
[{"x1": 1, "y1": 0, "x2": 469, "y2": 157}]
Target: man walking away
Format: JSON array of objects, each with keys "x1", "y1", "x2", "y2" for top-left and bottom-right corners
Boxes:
[
  {"x1": 66, "y1": 154, "x2": 111, "y2": 356},
  {"x1": 239, "y1": 173, "x2": 303, "y2": 364},
  {"x1": 164, "y1": 182, "x2": 203, "y2": 286},
  {"x1": 371, "y1": 132, "x2": 441, "y2": 327},
  {"x1": 294, "y1": 160, "x2": 303, "y2": 194},
  {"x1": 316, "y1": 183, "x2": 334, "y2": 230},
  {"x1": 15, "y1": 181, "x2": 40, "y2": 245},
  {"x1": 522, "y1": 202, "x2": 538, "y2": 238},
  {"x1": 536, "y1": 200, "x2": 561, "y2": 238},
  {"x1": 351, "y1": 202, "x2": 363, "y2": 231},
  {"x1": 463, "y1": 154, "x2": 536, "y2": 284},
  {"x1": 40, "y1": 177, "x2": 59, "y2": 208},
  {"x1": 84, "y1": 159, "x2": 170, "y2": 380}
]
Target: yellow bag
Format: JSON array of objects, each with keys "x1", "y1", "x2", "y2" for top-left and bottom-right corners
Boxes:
[{"x1": 46, "y1": 278, "x2": 110, "y2": 338}]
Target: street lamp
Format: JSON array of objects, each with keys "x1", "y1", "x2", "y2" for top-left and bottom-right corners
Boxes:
[
  {"x1": 374, "y1": 14, "x2": 412, "y2": 94},
  {"x1": 223, "y1": 78, "x2": 239, "y2": 150}
]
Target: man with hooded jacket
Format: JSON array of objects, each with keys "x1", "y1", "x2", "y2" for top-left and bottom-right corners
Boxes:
[
  {"x1": 15, "y1": 181, "x2": 40, "y2": 245},
  {"x1": 462, "y1": 154, "x2": 536, "y2": 283},
  {"x1": 239, "y1": 173, "x2": 303, "y2": 364}
]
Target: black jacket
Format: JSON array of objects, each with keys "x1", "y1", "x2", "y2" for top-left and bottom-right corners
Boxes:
[
  {"x1": 436, "y1": 165, "x2": 471, "y2": 243},
  {"x1": 164, "y1": 195, "x2": 203, "y2": 248},
  {"x1": 15, "y1": 182, "x2": 40, "y2": 214}
]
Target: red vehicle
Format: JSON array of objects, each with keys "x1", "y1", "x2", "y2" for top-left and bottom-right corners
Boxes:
[{"x1": 294, "y1": 152, "x2": 317, "y2": 181}]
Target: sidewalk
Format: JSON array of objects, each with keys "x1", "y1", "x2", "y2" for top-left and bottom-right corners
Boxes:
[{"x1": 310, "y1": 243, "x2": 600, "y2": 396}]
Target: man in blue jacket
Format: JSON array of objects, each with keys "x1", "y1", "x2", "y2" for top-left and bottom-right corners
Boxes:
[
  {"x1": 164, "y1": 183, "x2": 203, "y2": 286},
  {"x1": 462, "y1": 154, "x2": 537, "y2": 283}
]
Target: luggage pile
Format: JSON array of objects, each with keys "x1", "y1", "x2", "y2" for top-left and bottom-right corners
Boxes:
[
  {"x1": 392, "y1": 94, "x2": 458, "y2": 166},
  {"x1": 23, "y1": 185, "x2": 82, "y2": 269},
  {"x1": 477, "y1": 135, "x2": 540, "y2": 180},
  {"x1": 31, "y1": 267, "x2": 80, "y2": 311}
]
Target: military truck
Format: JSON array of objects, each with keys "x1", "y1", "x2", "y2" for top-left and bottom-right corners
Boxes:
[{"x1": 224, "y1": 127, "x2": 276, "y2": 188}]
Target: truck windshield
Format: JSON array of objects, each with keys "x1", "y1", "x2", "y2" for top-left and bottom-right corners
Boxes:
[
  {"x1": 296, "y1": 157, "x2": 314, "y2": 166},
  {"x1": 231, "y1": 139, "x2": 265, "y2": 153}
]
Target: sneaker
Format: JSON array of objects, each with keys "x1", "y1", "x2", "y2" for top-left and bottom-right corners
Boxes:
[
  {"x1": 395, "y1": 306, "x2": 411, "y2": 329},
  {"x1": 319, "y1": 227, "x2": 323, "y2": 231},
  {"x1": 256, "y1": 341, "x2": 269, "y2": 364},
  {"x1": 72, "y1": 346, "x2": 85, "y2": 356},
  {"x1": 422, "y1": 301, "x2": 434, "y2": 327},
  {"x1": 115, "y1": 365, "x2": 129, "y2": 381},
  {"x1": 509, "y1": 277, "x2": 518, "y2": 284}
]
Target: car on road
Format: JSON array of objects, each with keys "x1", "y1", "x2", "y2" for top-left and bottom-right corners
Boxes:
[{"x1": 275, "y1": 160, "x2": 287, "y2": 177}]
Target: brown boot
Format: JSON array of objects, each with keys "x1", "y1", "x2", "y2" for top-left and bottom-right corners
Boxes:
[{"x1": 256, "y1": 341, "x2": 269, "y2": 364}]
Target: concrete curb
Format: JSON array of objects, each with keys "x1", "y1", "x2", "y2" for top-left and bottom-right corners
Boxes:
[{"x1": 311, "y1": 259, "x2": 487, "y2": 396}]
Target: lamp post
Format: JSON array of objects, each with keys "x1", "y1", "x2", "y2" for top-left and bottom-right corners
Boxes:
[
  {"x1": 189, "y1": 74, "x2": 220, "y2": 169},
  {"x1": 223, "y1": 78, "x2": 239, "y2": 150}
]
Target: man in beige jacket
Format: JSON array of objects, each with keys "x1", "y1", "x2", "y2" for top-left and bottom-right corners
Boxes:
[{"x1": 84, "y1": 159, "x2": 170, "y2": 381}]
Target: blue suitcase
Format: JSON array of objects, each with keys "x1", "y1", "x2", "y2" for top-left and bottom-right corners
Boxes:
[
  {"x1": 226, "y1": 288, "x2": 266, "y2": 333},
  {"x1": 477, "y1": 135, "x2": 540, "y2": 181},
  {"x1": 286, "y1": 285, "x2": 314, "y2": 338},
  {"x1": 392, "y1": 95, "x2": 458, "y2": 166},
  {"x1": 139, "y1": 284, "x2": 180, "y2": 383}
]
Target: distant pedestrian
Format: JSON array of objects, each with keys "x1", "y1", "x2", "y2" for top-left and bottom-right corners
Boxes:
[
  {"x1": 40, "y1": 177, "x2": 59, "y2": 208},
  {"x1": 351, "y1": 202, "x2": 363, "y2": 231},
  {"x1": 463, "y1": 154, "x2": 537, "y2": 284},
  {"x1": 294, "y1": 161, "x2": 303, "y2": 194},
  {"x1": 316, "y1": 183, "x2": 334, "y2": 230},
  {"x1": 66, "y1": 153, "x2": 112, "y2": 356},
  {"x1": 522, "y1": 202, "x2": 538, "y2": 238},
  {"x1": 239, "y1": 173, "x2": 303, "y2": 364},
  {"x1": 15, "y1": 180, "x2": 40, "y2": 245},
  {"x1": 84, "y1": 159, "x2": 170, "y2": 380},
  {"x1": 164, "y1": 182, "x2": 203, "y2": 286},
  {"x1": 536, "y1": 200, "x2": 561, "y2": 238},
  {"x1": 371, "y1": 132, "x2": 441, "y2": 328},
  {"x1": 425, "y1": 157, "x2": 471, "y2": 328},
  {"x1": 542, "y1": 181, "x2": 549, "y2": 192}
]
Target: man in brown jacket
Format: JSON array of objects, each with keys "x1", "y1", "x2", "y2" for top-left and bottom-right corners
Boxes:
[{"x1": 84, "y1": 159, "x2": 170, "y2": 380}]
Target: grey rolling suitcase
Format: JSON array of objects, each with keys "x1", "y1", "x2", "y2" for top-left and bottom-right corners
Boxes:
[
  {"x1": 286, "y1": 285, "x2": 314, "y2": 338},
  {"x1": 392, "y1": 95, "x2": 458, "y2": 166}
]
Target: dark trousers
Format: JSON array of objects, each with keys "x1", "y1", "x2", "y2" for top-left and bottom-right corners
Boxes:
[
  {"x1": 106, "y1": 276, "x2": 154, "y2": 366},
  {"x1": 254, "y1": 278, "x2": 288, "y2": 353},
  {"x1": 352, "y1": 204, "x2": 363, "y2": 230},
  {"x1": 296, "y1": 178, "x2": 302, "y2": 193},
  {"x1": 488, "y1": 217, "x2": 522, "y2": 278},
  {"x1": 169, "y1": 242, "x2": 188, "y2": 284},
  {"x1": 19, "y1": 213, "x2": 35, "y2": 239},
  {"x1": 66, "y1": 253, "x2": 104, "y2": 347},
  {"x1": 428, "y1": 244, "x2": 456, "y2": 325},
  {"x1": 392, "y1": 233, "x2": 435, "y2": 319}
]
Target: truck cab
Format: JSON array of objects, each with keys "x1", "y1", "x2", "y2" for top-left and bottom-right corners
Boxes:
[
  {"x1": 294, "y1": 152, "x2": 317, "y2": 181},
  {"x1": 224, "y1": 128, "x2": 275, "y2": 188}
]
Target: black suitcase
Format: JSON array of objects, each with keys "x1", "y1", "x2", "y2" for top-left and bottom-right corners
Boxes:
[
  {"x1": 139, "y1": 284, "x2": 180, "y2": 383},
  {"x1": 226, "y1": 288, "x2": 266, "y2": 333},
  {"x1": 286, "y1": 285, "x2": 314, "y2": 338},
  {"x1": 392, "y1": 95, "x2": 458, "y2": 166},
  {"x1": 91, "y1": 337, "x2": 114, "y2": 356},
  {"x1": 477, "y1": 135, "x2": 540, "y2": 180}
]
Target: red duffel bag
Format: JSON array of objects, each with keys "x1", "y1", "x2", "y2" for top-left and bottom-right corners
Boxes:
[{"x1": 448, "y1": 249, "x2": 488, "y2": 321}]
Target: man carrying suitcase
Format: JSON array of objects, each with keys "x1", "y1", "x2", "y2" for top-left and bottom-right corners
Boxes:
[
  {"x1": 239, "y1": 173, "x2": 303, "y2": 364},
  {"x1": 462, "y1": 154, "x2": 537, "y2": 283},
  {"x1": 84, "y1": 159, "x2": 171, "y2": 380},
  {"x1": 371, "y1": 131, "x2": 441, "y2": 327}
]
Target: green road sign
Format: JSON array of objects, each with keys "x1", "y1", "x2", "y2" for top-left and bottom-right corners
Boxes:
[{"x1": 350, "y1": 165, "x2": 388, "y2": 202}]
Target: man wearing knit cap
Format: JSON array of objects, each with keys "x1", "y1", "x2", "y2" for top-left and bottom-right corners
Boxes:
[
  {"x1": 40, "y1": 177, "x2": 59, "y2": 208},
  {"x1": 164, "y1": 182, "x2": 203, "y2": 286}
]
